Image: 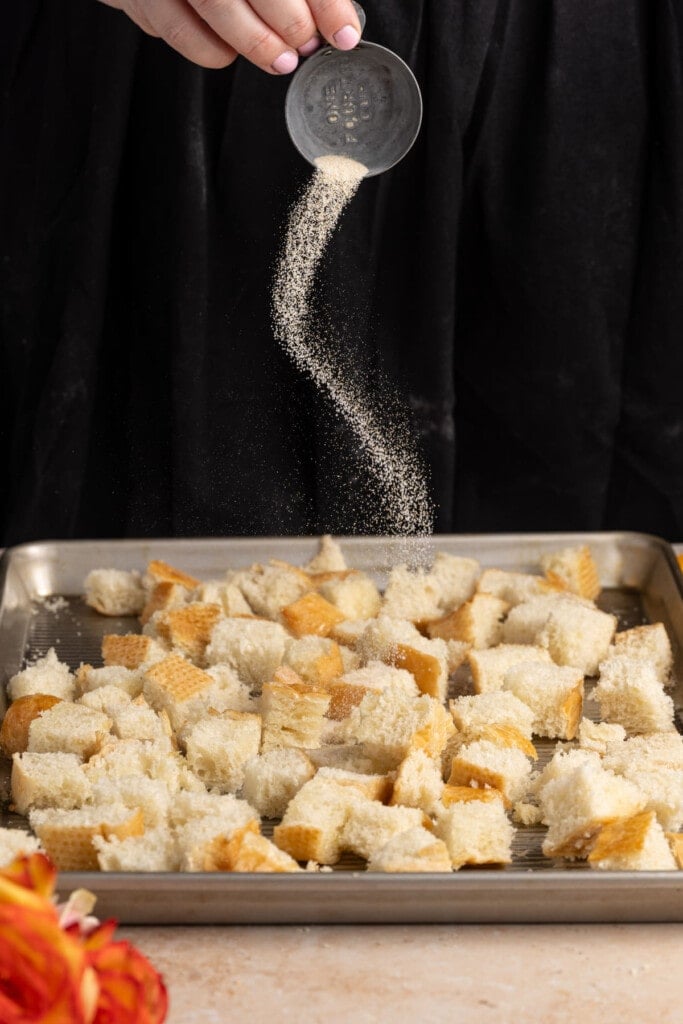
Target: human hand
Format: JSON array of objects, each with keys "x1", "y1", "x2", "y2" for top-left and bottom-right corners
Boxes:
[{"x1": 97, "y1": 0, "x2": 363, "y2": 72}]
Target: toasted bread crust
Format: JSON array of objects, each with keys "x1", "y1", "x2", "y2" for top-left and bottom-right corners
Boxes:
[{"x1": 0, "y1": 695, "x2": 62, "y2": 756}]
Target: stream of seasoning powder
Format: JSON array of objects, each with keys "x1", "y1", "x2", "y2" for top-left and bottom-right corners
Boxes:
[{"x1": 272, "y1": 155, "x2": 434, "y2": 546}]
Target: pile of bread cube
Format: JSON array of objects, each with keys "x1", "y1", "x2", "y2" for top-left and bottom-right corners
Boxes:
[{"x1": 1, "y1": 537, "x2": 681, "y2": 874}]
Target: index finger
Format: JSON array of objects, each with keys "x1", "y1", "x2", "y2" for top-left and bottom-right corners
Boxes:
[{"x1": 308, "y1": 0, "x2": 362, "y2": 50}]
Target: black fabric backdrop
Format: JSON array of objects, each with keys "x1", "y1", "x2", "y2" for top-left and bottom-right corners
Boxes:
[{"x1": 2, "y1": 0, "x2": 683, "y2": 544}]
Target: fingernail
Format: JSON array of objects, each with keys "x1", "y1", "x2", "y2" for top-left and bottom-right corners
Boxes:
[
  {"x1": 333, "y1": 25, "x2": 360, "y2": 50},
  {"x1": 272, "y1": 51, "x2": 299, "y2": 74},
  {"x1": 298, "y1": 36, "x2": 321, "y2": 57}
]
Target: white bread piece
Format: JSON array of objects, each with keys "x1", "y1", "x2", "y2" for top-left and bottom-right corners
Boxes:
[
  {"x1": 77, "y1": 664, "x2": 144, "y2": 699},
  {"x1": 426, "y1": 594, "x2": 509, "y2": 649},
  {"x1": 347, "y1": 690, "x2": 455, "y2": 767},
  {"x1": 192, "y1": 579, "x2": 253, "y2": 616},
  {"x1": 450, "y1": 691, "x2": 535, "y2": 742},
  {"x1": 8, "y1": 649, "x2": 76, "y2": 702},
  {"x1": 0, "y1": 827, "x2": 43, "y2": 868},
  {"x1": 140, "y1": 582, "x2": 189, "y2": 626},
  {"x1": 84, "y1": 568, "x2": 146, "y2": 616},
  {"x1": 620, "y1": 768, "x2": 683, "y2": 832},
  {"x1": 27, "y1": 702, "x2": 112, "y2": 759},
  {"x1": 110, "y1": 702, "x2": 170, "y2": 744},
  {"x1": 155, "y1": 602, "x2": 224, "y2": 665},
  {"x1": 315, "y1": 766, "x2": 391, "y2": 802},
  {"x1": 142, "y1": 654, "x2": 213, "y2": 732},
  {"x1": 602, "y1": 733, "x2": 683, "y2": 773},
  {"x1": 11, "y1": 752, "x2": 91, "y2": 816},
  {"x1": 357, "y1": 617, "x2": 450, "y2": 701},
  {"x1": 501, "y1": 593, "x2": 594, "y2": 645},
  {"x1": 84, "y1": 739, "x2": 192, "y2": 791},
  {"x1": 173, "y1": 792, "x2": 260, "y2": 870},
  {"x1": 318, "y1": 573, "x2": 381, "y2": 620},
  {"x1": 593, "y1": 656, "x2": 676, "y2": 734},
  {"x1": 427, "y1": 553, "x2": 480, "y2": 612},
  {"x1": 205, "y1": 665, "x2": 256, "y2": 712},
  {"x1": 577, "y1": 718, "x2": 627, "y2": 754},
  {"x1": 88, "y1": 774, "x2": 172, "y2": 828},
  {"x1": 503, "y1": 661, "x2": 584, "y2": 740},
  {"x1": 284, "y1": 636, "x2": 344, "y2": 687},
  {"x1": 476, "y1": 568, "x2": 558, "y2": 606},
  {"x1": 102, "y1": 633, "x2": 167, "y2": 670},
  {"x1": 447, "y1": 740, "x2": 533, "y2": 806},
  {"x1": 540, "y1": 545, "x2": 601, "y2": 601},
  {"x1": 380, "y1": 565, "x2": 442, "y2": 622},
  {"x1": 273, "y1": 777, "x2": 362, "y2": 863},
  {"x1": 342, "y1": 800, "x2": 426, "y2": 861},
  {"x1": 0, "y1": 694, "x2": 63, "y2": 757},
  {"x1": 205, "y1": 617, "x2": 288, "y2": 690},
  {"x1": 241, "y1": 749, "x2": 315, "y2": 818},
  {"x1": 435, "y1": 798, "x2": 513, "y2": 869},
  {"x1": 467, "y1": 644, "x2": 552, "y2": 694},
  {"x1": 200, "y1": 826, "x2": 302, "y2": 872},
  {"x1": 306, "y1": 744, "x2": 382, "y2": 776},
  {"x1": 94, "y1": 828, "x2": 180, "y2": 872},
  {"x1": 238, "y1": 563, "x2": 312, "y2": 619},
  {"x1": 446, "y1": 640, "x2": 471, "y2": 674},
  {"x1": 612, "y1": 623, "x2": 673, "y2": 685},
  {"x1": 539, "y1": 762, "x2": 645, "y2": 859},
  {"x1": 367, "y1": 827, "x2": 452, "y2": 872},
  {"x1": 29, "y1": 804, "x2": 145, "y2": 870},
  {"x1": 260, "y1": 682, "x2": 330, "y2": 752},
  {"x1": 538, "y1": 604, "x2": 616, "y2": 675},
  {"x1": 336, "y1": 661, "x2": 419, "y2": 700},
  {"x1": 513, "y1": 802, "x2": 543, "y2": 826},
  {"x1": 185, "y1": 711, "x2": 262, "y2": 792},
  {"x1": 306, "y1": 534, "x2": 348, "y2": 573},
  {"x1": 588, "y1": 810, "x2": 677, "y2": 870},
  {"x1": 390, "y1": 749, "x2": 444, "y2": 814},
  {"x1": 78, "y1": 685, "x2": 132, "y2": 716},
  {"x1": 329, "y1": 618, "x2": 373, "y2": 649},
  {"x1": 530, "y1": 747, "x2": 602, "y2": 799}
]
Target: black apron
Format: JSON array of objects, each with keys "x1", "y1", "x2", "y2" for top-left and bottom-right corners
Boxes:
[{"x1": 2, "y1": 0, "x2": 683, "y2": 543}]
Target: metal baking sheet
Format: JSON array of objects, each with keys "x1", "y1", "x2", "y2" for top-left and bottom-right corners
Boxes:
[{"x1": 1, "y1": 532, "x2": 683, "y2": 924}]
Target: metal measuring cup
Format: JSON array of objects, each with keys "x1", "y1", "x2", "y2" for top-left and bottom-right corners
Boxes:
[{"x1": 285, "y1": 2, "x2": 423, "y2": 177}]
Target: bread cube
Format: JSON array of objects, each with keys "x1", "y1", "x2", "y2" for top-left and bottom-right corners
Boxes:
[
  {"x1": 140, "y1": 582, "x2": 189, "y2": 625},
  {"x1": 0, "y1": 694, "x2": 62, "y2": 756},
  {"x1": 89, "y1": 775, "x2": 173, "y2": 829},
  {"x1": 501, "y1": 593, "x2": 593, "y2": 646},
  {"x1": 318, "y1": 573, "x2": 381, "y2": 619},
  {"x1": 78, "y1": 685, "x2": 132, "y2": 716},
  {"x1": 530, "y1": 747, "x2": 602, "y2": 799},
  {"x1": 503, "y1": 661, "x2": 584, "y2": 740},
  {"x1": 476, "y1": 569, "x2": 557, "y2": 606},
  {"x1": 77, "y1": 664, "x2": 144, "y2": 699},
  {"x1": 306, "y1": 534, "x2": 348, "y2": 574},
  {"x1": 281, "y1": 592, "x2": 346, "y2": 638},
  {"x1": 155, "y1": 602, "x2": 223, "y2": 664},
  {"x1": 205, "y1": 617, "x2": 289, "y2": 690},
  {"x1": 342, "y1": 800, "x2": 426, "y2": 861},
  {"x1": 620, "y1": 768, "x2": 683, "y2": 832},
  {"x1": 447, "y1": 740, "x2": 533, "y2": 806},
  {"x1": 241, "y1": 749, "x2": 315, "y2": 818},
  {"x1": 144, "y1": 559, "x2": 200, "y2": 591},
  {"x1": 449, "y1": 691, "x2": 534, "y2": 743},
  {"x1": 336, "y1": 662, "x2": 418, "y2": 701},
  {"x1": 358, "y1": 616, "x2": 451, "y2": 700},
  {"x1": 27, "y1": 702, "x2": 112, "y2": 759},
  {"x1": 108, "y1": 701, "x2": 168, "y2": 744},
  {"x1": 200, "y1": 826, "x2": 302, "y2": 872},
  {"x1": 435, "y1": 798, "x2": 513, "y2": 869},
  {"x1": 185, "y1": 711, "x2": 262, "y2": 792},
  {"x1": 239, "y1": 563, "x2": 312, "y2": 619},
  {"x1": 193, "y1": 579, "x2": 253, "y2": 616},
  {"x1": 612, "y1": 623, "x2": 673, "y2": 685},
  {"x1": 538, "y1": 604, "x2": 616, "y2": 675},
  {"x1": 273, "y1": 777, "x2": 360, "y2": 864},
  {"x1": 284, "y1": 636, "x2": 344, "y2": 687},
  {"x1": 540, "y1": 545, "x2": 601, "y2": 600},
  {"x1": 367, "y1": 827, "x2": 452, "y2": 872},
  {"x1": 347, "y1": 691, "x2": 454, "y2": 766},
  {"x1": 260, "y1": 682, "x2": 330, "y2": 752},
  {"x1": 539, "y1": 762, "x2": 645, "y2": 858},
  {"x1": 8, "y1": 649, "x2": 75, "y2": 702},
  {"x1": 467, "y1": 644, "x2": 552, "y2": 694},
  {"x1": 389, "y1": 749, "x2": 444, "y2": 814},
  {"x1": 102, "y1": 633, "x2": 167, "y2": 670},
  {"x1": 143, "y1": 654, "x2": 213, "y2": 732},
  {"x1": 428, "y1": 553, "x2": 480, "y2": 611},
  {"x1": 11, "y1": 752, "x2": 91, "y2": 815},
  {"x1": 426, "y1": 594, "x2": 509, "y2": 649},
  {"x1": 84, "y1": 568, "x2": 146, "y2": 616},
  {"x1": 602, "y1": 733, "x2": 683, "y2": 773},
  {"x1": 667, "y1": 833, "x2": 683, "y2": 868},
  {"x1": 588, "y1": 811, "x2": 677, "y2": 870},
  {"x1": 29, "y1": 804, "x2": 145, "y2": 870},
  {"x1": 94, "y1": 828, "x2": 180, "y2": 872},
  {"x1": 577, "y1": 718, "x2": 626, "y2": 754},
  {"x1": 0, "y1": 828, "x2": 43, "y2": 868},
  {"x1": 593, "y1": 656, "x2": 676, "y2": 734},
  {"x1": 381, "y1": 566, "x2": 442, "y2": 622}
]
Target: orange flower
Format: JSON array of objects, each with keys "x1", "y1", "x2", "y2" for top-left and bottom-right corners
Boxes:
[{"x1": 0, "y1": 854, "x2": 167, "y2": 1024}]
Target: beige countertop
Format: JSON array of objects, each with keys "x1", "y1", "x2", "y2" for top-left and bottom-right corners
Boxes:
[{"x1": 119, "y1": 923, "x2": 683, "y2": 1023}]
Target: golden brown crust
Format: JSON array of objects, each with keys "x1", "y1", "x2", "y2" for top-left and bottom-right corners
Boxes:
[
  {"x1": 665, "y1": 832, "x2": 683, "y2": 869},
  {"x1": 0, "y1": 694, "x2": 62, "y2": 756},
  {"x1": 140, "y1": 582, "x2": 185, "y2": 625},
  {"x1": 561, "y1": 683, "x2": 584, "y2": 741},
  {"x1": 281, "y1": 592, "x2": 346, "y2": 638},
  {"x1": 144, "y1": 654, "x2": 212, "y2": 703},
  {"x1": 35, "y1": 807, "x2": 145, "y2": 871},
  {"x1": 325, "y1": 682, "x2": 369, "y2": 721},
  {"x1": 440, "y1": 785, "x2": 504, "y2": 807},
  {"x1": 390, "y1": 644, "x2": 442, "y2": 699},
  {"x1": 102, "y1": 633, "x2": 157, "y2": 669},
  {"x1": 544, "y1": 817, "x2": 619, "y2": 859},
  {"x1": 475, "y1": 725, "x2": 537, "y2": 760},
  {"x1": 155, "y1": 603, "x2": 223, "y2": 664},
  {"x1": 447, "y1": 760, "x2": 508, "y2": 806},
  {"x1": 588, "y1": 811, "x2": 655, "y2": 863},
  {"x1": 272, "y1": 823, "x2": 330, "y2": 864},
  {"x1": 544, "y1": 546, "x2": 601, "y2": 602},
  {"x1": 146, "y1": 559, "x2": 200, "y2": 590}
]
